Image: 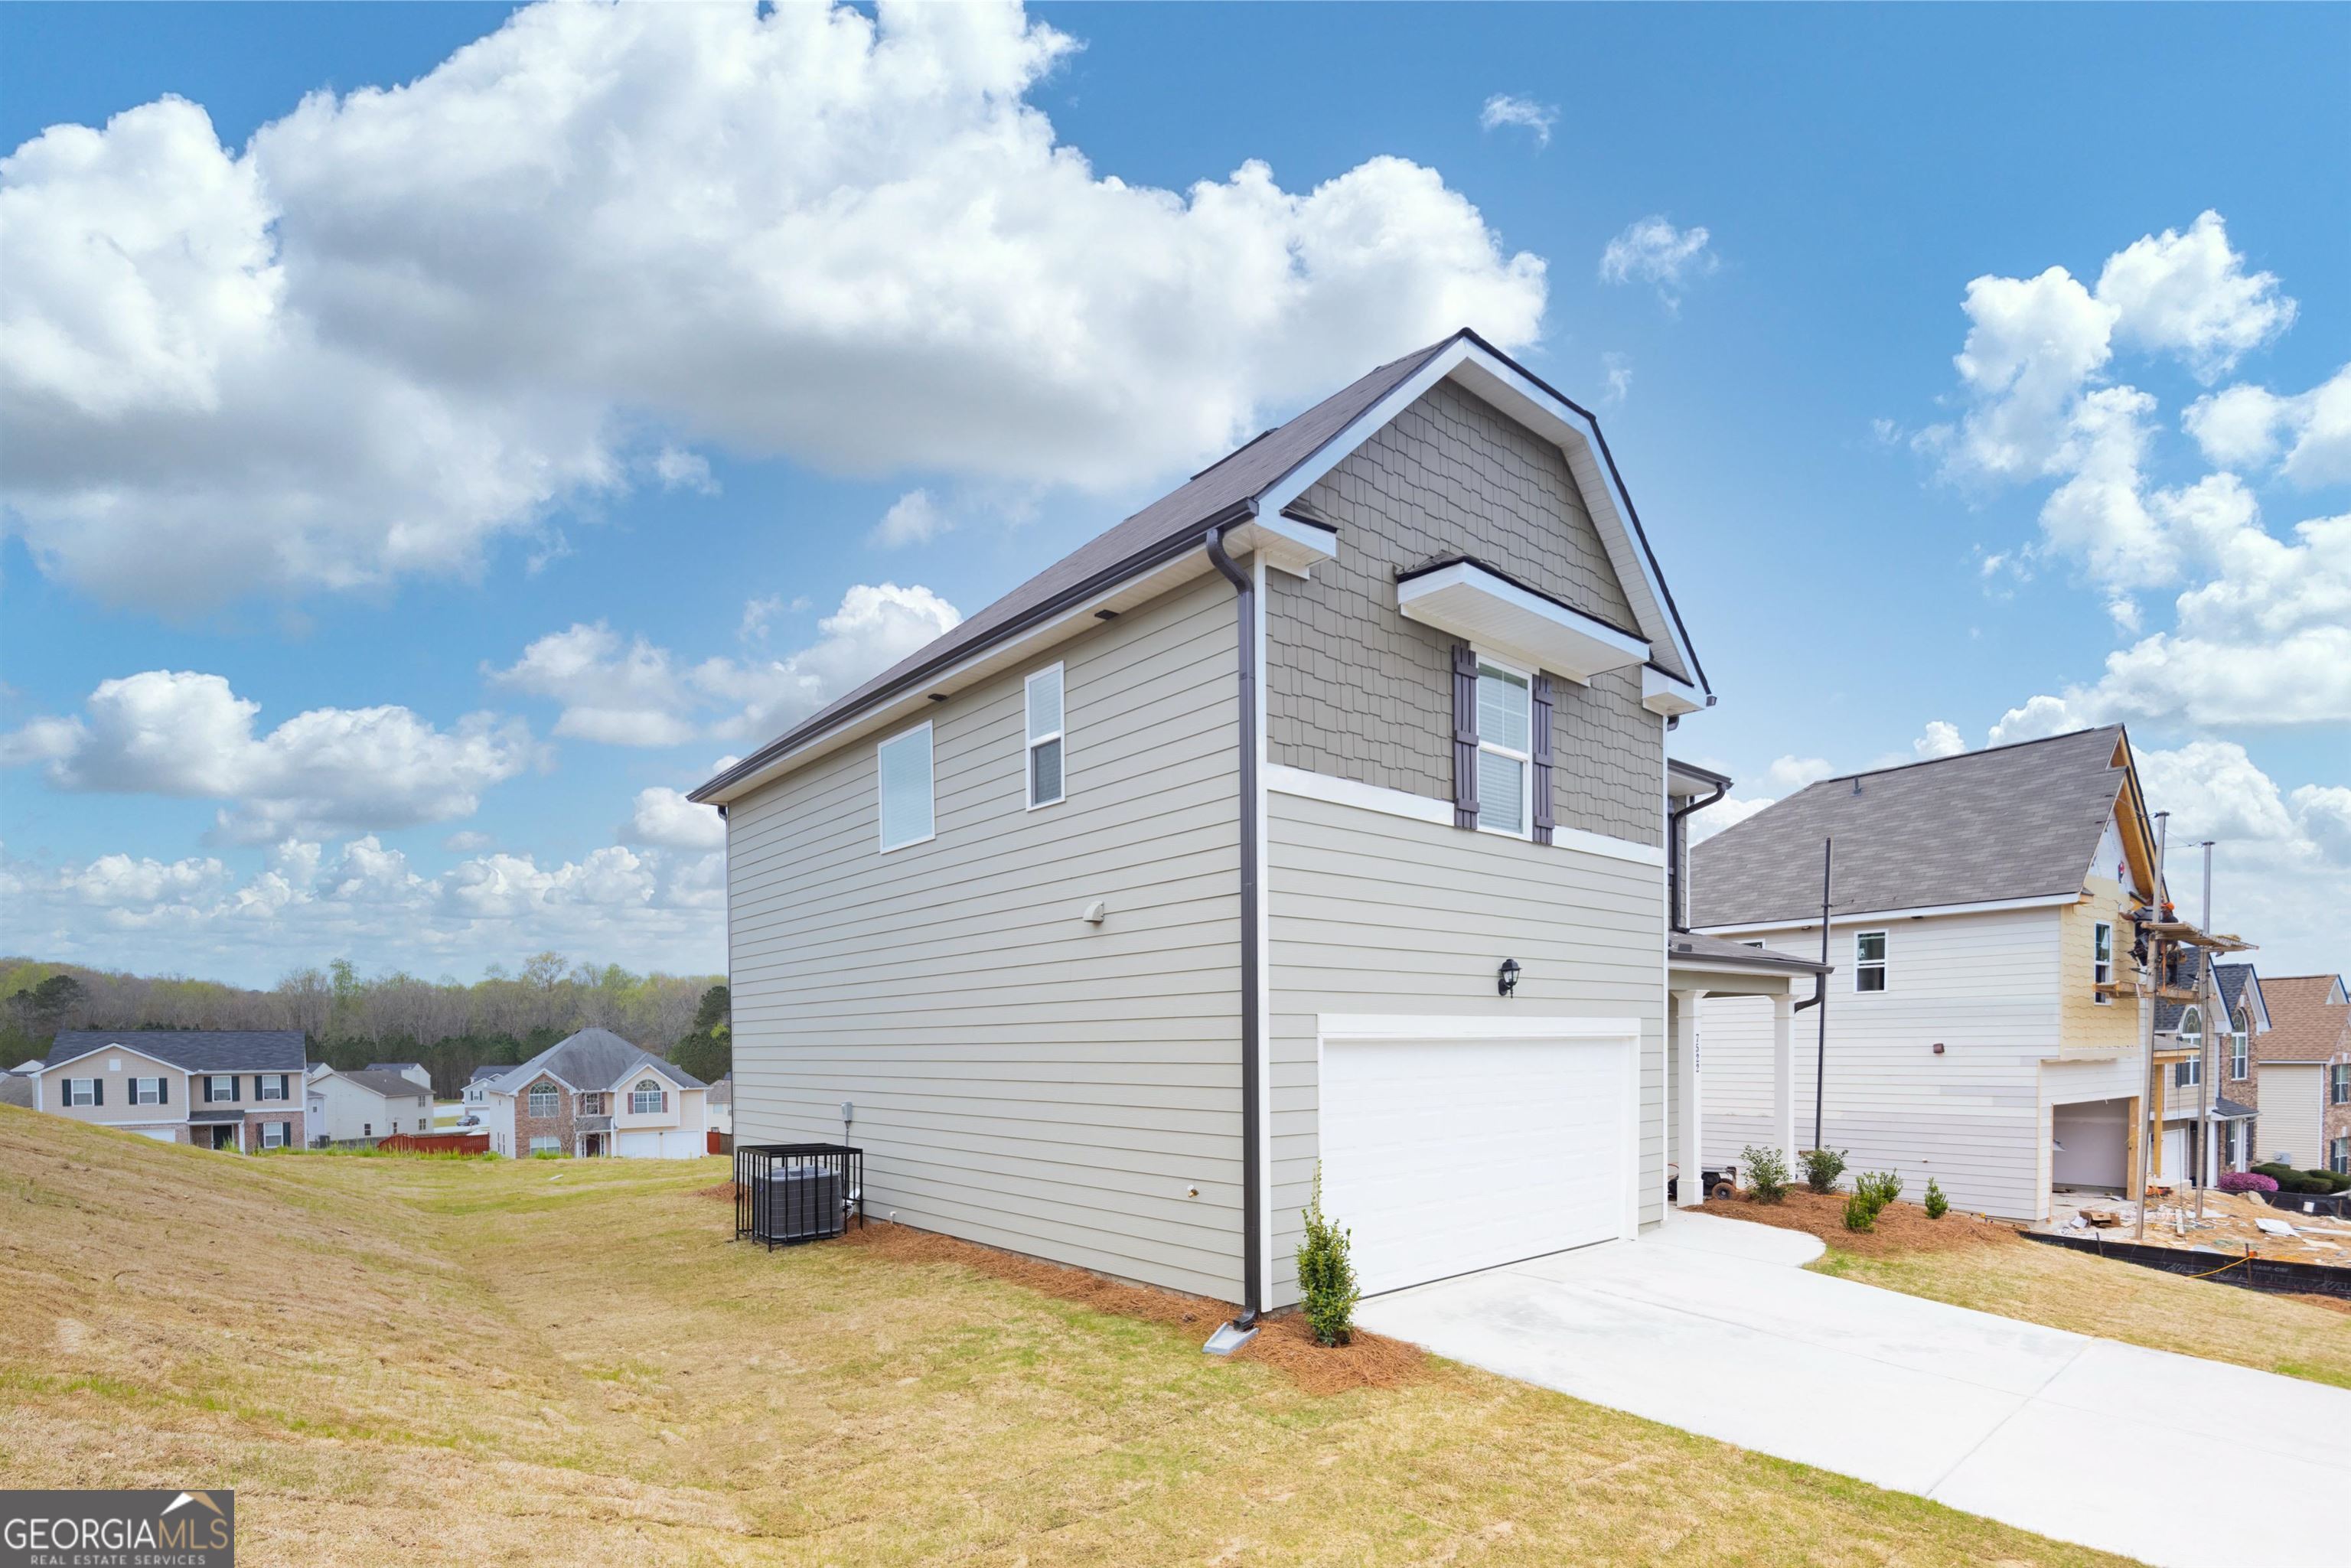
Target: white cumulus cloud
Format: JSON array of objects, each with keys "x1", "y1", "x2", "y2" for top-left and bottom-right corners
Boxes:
[
  {"x1": 2183, "y1": 363, "x2": 2351, "y2": 487},
  {"x1": 1, "y1": 0, "x2": 1546, "y2": 610},
  {"x1": 871, "y1": 490, "x2": 948, "y2": 549},
  {"x1": 624, "y1": 787, "x2": 726, "y2": 851},
  {"x1": 2, "y1": 670, "x2": 536, "y2": 841},
  {"x1": 1599, "y1": 216, "x2": 1716, "y2": 308}
]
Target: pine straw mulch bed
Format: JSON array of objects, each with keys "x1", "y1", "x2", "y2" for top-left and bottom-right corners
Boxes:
[
  {"x1": 697, "y1": 1184, "x2": 1426, "y2": 1394},
  {"x1": 1701, "y1": 1188, "x2": 2025, "y2": 1257}
]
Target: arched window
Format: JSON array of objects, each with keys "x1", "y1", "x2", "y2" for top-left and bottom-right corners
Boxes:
[
  {"x1": 631, "y1": 1078, "x2": 666, "y2": 1115},
  {"x1": 2174, "y1": 1007, "x2": 2203, "y2": 1088},
  {"x1": 2230, "y1": 1006, "x2": 2251, "y2": 1080},
  {"x1": 527, "y1": 1081, "x2": 559, "y2": 1117}
]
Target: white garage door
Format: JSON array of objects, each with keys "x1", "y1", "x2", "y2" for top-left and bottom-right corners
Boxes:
[
  {"x1": 616, "y1": 1129, "x2": 692, "y2": 1159},
  {"x1": 1321, "y1": 1025, "x2": 1635, "y2": 1297}
]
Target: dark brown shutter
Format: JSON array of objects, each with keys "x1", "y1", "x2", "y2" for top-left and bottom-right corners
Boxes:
[
  {"x1": 1531, "y1": 673, "x2": 1556, "y2": 845},
  {"x1": 1451, "y1": 644, "x2": 1480, "y2": 829}
]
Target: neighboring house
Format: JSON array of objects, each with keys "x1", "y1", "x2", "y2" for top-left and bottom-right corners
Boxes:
[
  {"x1": 31, "y1": 1031, "x2": 308, "y2": 1151},
  {"x1": 461, "y1": 1064, "x2": 502, "y2": 1118},
  {"x1": 706, "y1": 1074, "x2": 732, "y2": 1138},
  {"x1": 2148, "y1": 956, "x2": 2264, "y2": 1178},
  {"x1": 2255, "y1": 974, "x2": 2351, "y2": 1173},
  {"x1": 367, "y1": 1061, "x2": 434, "y2": 1094},
  {"x1": 480, "y1": 1027, "x2": 707, "y2": 1158},
  {"x1": 0, "y1": 1066, "x2": 34, "y2": 1110},
  {"x1": 305, "y1": 1068, "x2": 437, "y2": 1145},
  {"x1": 1690, "y1": 726, "x2": 2176, "y2": 1223},
  {"x1": 693, "y1": 330, "x2": 1735, "y2": 1317}
]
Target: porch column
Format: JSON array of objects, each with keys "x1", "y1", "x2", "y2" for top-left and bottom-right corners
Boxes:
[
  {"x1": 1673, "y1": 990, "x2": 1704, "y2": 1208},
  {"x1": 1772, "y1": 990, "x2": 1797, "y2": 1170}
]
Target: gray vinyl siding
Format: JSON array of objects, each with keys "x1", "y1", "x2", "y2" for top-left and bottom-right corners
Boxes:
[
  {"x1": 1265, "y1": 377, "x2": 1663, "y2": 848},
  {"x1": 727, "y1": 574, "x2": 1244, "y2": 1301},
  {"x1": 1266, "y1": 789, "x2": 1668, "y2": 1306}
]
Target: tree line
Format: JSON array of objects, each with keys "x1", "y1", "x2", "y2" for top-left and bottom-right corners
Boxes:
[{"x1": 2, "y1": 954, "x2": 729, "y2": 1100}]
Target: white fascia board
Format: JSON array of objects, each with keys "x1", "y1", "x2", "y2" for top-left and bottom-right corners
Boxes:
[
  {"x1": 1398, "y1": 561, "x2": 1647, "y2": 685},
  {"x1": 1228, "y1": 511, "x2": 1336, "y2": 577},
  {"x1": 1642, "y1": 666, "x2": 1705, "y2": 716},
  {"x1": 1696, "y1": 892, "x2": 2081, "y2": 934},
  {"x1": 1319, "y1": 1012, "x2": 1642, "y2": 1043}
]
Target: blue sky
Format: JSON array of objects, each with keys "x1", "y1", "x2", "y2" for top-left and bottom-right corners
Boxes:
[{"x1": 3, "y1": 1, "x2": 2346, "y2": 986}]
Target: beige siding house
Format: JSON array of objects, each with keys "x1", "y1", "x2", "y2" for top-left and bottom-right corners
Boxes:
[
  {"x1": 1688, "y1": 728, "x2": 2198, "y2": 1221},
  {"x1": 696, "y1": 331, "x2": 1735, "y2": 1329},
  {"x1": 32, "y1": 1031, "x2": 308, "y2": 1151}
]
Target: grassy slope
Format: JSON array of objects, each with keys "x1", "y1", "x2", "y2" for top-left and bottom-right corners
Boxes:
[
  {"x1": 0, "y1": 1108, "x2": 2128, "y2": 1566},
  {"x1": 1810, "y1": 1240, "x2": 2351, "y2": 1389}
]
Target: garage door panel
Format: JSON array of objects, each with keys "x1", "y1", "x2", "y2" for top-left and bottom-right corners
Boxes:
[{"x1": 1322, "y1": 1032, "x2": 1630, "y2": 1296}]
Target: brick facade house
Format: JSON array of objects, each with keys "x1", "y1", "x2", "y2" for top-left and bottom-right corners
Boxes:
[{"x1": 481, "y1": 1028, "x2": 707, "y2": 1159}]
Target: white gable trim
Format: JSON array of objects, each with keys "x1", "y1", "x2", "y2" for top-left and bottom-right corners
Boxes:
[
  {"x1": 1250, "y1": 335, "x2": 1709, "y2": 698},
  {"x1": 608, "y1": 1061, "x2": 696, "y2": 1094},
  {"x1": 1697, "y1": 892, "x2": 2080, "y2": 934}
]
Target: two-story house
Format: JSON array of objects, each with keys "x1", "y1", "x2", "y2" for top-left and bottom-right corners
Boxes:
[
  {"x1": 1689, "y1": 727, "x2": 2185, "y2": 1222},
  {"x1": 480, "y1": 1027, "x2": 707, "y2": 1158},
  {"x1": 693, "y1": 330, "x2": 1763, "y2": 1329},
  {"x1": 305, "y1": 1066, "x2": 437, "y2": 1145},
  {"x1": 2256, "y1": 974, "x2": 2351, "y2": 1173},
  {"x1": 2150, "y1": 956, "x2": 2264, "y2": 1179},
  {"x1": 33, "y1": 1031, "x2": 307, "y2": 1151}
]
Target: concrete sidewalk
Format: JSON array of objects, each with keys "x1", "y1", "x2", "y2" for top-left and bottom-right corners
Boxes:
[{"x1": 1357, "y1": 1211, "x2": 2350, "y2": 1568}]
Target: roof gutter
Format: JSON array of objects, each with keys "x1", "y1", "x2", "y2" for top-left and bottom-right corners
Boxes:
[
  {"x1": 1202, "y1": 516, "x2": 1264, "y2": 1345},
  {"x1": 693, "y1": 500, "x2": 1258, "y2": 804}
]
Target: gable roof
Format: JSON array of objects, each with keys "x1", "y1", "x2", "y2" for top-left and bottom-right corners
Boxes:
[
  {"x1": 467, "y1": 1064, "x2": 506, "y2": 1083},
  {"x1": 2157, "y1": 957, "x2": 2268, "y2": 1033},
  {"x1": 330, "y1": 1068, "x2": 438, "y2": 1101},
  {"x1": 2257, "y1": 974, "x2": 2351, "y2": 1064},
  {"x1": 1691, "y1": 727, "x2": 2139, "y2": 930},
  {"x1": 482, "y1": 1028, "x2": 706, "y2": 1098},
  {"x1": 45, "y1": 1030, "x2": 308, "y2": 1074},
  {"x1": 366, "y1": 1061, "x2": 426, "y2": 1074},
  {"x1": 692, "y1": 329, "x2": 1707, "y2": 807}
]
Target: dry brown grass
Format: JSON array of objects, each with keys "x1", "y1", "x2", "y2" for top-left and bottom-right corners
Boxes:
[{"x1": 1, "y1": 1107, "x2": 2131, "y2": 1565}]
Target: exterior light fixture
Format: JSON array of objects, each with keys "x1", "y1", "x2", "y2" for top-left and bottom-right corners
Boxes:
[{"x1": 1498, "y1": 958, "x2": 1521, "y2": 997}]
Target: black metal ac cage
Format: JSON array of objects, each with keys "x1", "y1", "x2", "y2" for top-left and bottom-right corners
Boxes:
[{"x1": 734, "y1": 1143, "x2": 864, "y2": 1249}]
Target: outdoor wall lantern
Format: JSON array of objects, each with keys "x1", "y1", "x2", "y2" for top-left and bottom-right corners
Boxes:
[{"x1": 1498, "y1": 958, "x2": 1521, "y2": 997}]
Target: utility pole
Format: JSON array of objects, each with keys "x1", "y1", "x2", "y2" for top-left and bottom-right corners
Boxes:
[
  {"x1": 2197, "y1": 840, "x2": 2215, "y2": 1223},
  {"x1": 1814, "y1": 837, "x2": 1832, "y2": 1152},
  {"x1": 2135, "y1": 812, "x2": 2168, "y2": 1244}
]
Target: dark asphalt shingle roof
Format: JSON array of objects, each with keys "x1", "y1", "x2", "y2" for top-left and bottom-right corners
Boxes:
[
  {"x1": 1691, "y1": 727, "x2": 2131, "y2": 928},
  {"x1": 334, "y1": 1069, "x2": 437, "y2": 1101},
  {"x1": 467, "y1": 1064, "x2": 505, "y2": 1083},
  {"x1": 482, "y1": 1028, "x2": 706, "y2": 1097},
  {"x1": 1668, "y1": 929, "x2": 1831, "y2": 976},
  {"x1": 47, "y1": 1030, "x2": 308, "y2": 1074},
  {"x1": 693, "y1": 339, "x2": 1453, "y2": 803}
]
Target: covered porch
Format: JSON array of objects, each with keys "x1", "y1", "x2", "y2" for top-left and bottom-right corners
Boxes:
[{"x1": 1667, "y1": 931, "x2": 1830, "y2": 1208}]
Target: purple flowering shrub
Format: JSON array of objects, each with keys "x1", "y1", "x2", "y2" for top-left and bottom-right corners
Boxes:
[{"x1": 2216, "y1": 1171, "x2": 2278, "y2": 1194}]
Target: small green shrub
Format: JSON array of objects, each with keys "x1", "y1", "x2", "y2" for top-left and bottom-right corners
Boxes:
[
  {"x1": 1740, "y1": 1144, "x2": 1791, "y2": 1205},
  {"x1": 1798, "y1": 1147, "x2": 1848, "y2": 1195},
  {"x1": 1842, "y1": 1191, "x2": 1878, "y2": 1232},
  {"x1": 1295, "y1": 1164, "x2": 1360, "y2": 1348},
  {"x1": 1854, "y1": 1170, "x2": 1904, "y2": 1208},
  {"x1": 1923, "y1": 1178, "x2": 1949, "y2": 1219}
]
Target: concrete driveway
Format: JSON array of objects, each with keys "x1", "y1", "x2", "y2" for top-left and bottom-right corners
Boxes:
[{"x1": 1356, "y1": 1211, "x2": 2350, "y2": 1568}]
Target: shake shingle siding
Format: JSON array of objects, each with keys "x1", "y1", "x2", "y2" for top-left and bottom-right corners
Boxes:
[
  {"x1": 1267, "y1": 380, "x2": 1662, "y2": 848},
  {"x1": 726, "y1": 575, "x2": 1245, "y2": 1301}
]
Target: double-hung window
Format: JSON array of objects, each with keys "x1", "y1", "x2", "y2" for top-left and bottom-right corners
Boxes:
[
  {"x1": 65, "y1": 1078, "x2": 96, "y2": 1107},
  {"x1": 2332, "y1": 1062, "x2": 2350, "y2": 1106},
  {"x1": 878, "y1": 722, "x2": 935, "y2": 852},
  {"x1": 262, "y1": 1121, "x2": 288, "y2": 1149},
  {"x1": 2230, "y1": 1009, "x2": 2250, "y2": 1080},
  {"x1": 131, "y1": 1077, "x2": 165, "y2": 1106},
  {"x1": 257, "y1": 1074, "x2": 287, "y2": 1101},
  {"x1": 1025, "y1": 663, "x2": 1065, "y2": 809},
  {"x1": 631, "y1": 1079, "x2": 666, "y2": 1115},
  {"x1": 527, "y1": 1082, "x2": 559, "y2": 1118},
  {"x1": 2332, "y1": 1136, "x2": 2349, "y2": 1176},
  {"x1": 2173, "y1": 1006, "x2": 2202, "y2": 1088},
  {"x1": 529, "y1": 1136, "x2": 561, "y2": 1156},
  {"x1": 1854, "y1": 931, "x2": 1888, "y2": 993},
  {"x1": 2092, "y1": 921, "x2": 2114, "y2": 1003},
  {"x1": 1474, "y1": 659, "x2": 1533, "y2": 838}
]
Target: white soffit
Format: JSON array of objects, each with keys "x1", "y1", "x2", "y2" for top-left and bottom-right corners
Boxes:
[
  {"x1": 1643, "y1": 667, "x2": 1704, "y2": 716},
  {"x1": 1397, "y1": 560, "x2": 1647, "y2": 685}
]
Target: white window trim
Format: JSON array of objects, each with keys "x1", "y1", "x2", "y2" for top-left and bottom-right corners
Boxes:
[
  {"x1": 2230, "y1": 1015, "x2": 2249, "y2": 1081},
  {"x1": 1024, "y1": 662, "x2": 1067, "y2": 811},
  {"x1": 132, "y1": 1077, "x2": 162, "y2": 1106},
  {"x1": 66, "y1": 1078, "x2": 96, "y2": 1107},
  {"x1": 1472, "y1": 652, "x2": 1534, "y2": 841},
  {"x1": 876, "y1": 719, "x2": 937, "y2": 854},
  {"x1": 630, "y1": 1079, "x2": 664, "y2": 1115},
  {"x1": 2092, "y1": 921, "x2": 2113, "y2": 1003},
  {"x1": 528, "y1": 1135, "x2": 562, "y2": 1155},
  {"x1": 527, "y1": 1083, "x2": 559, "y2": 1117},
  {"x1": 1854, "y1": 930, "x2": 1888, "y2": 993},
  {"x1": 262, "y1": 1121, "x2": 287, "y2": 1149}
]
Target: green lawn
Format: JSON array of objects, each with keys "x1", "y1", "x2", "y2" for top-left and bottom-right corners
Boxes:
[{"x1": 0, "y1": 1107, "x2": 2131, "y2": 1565}]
